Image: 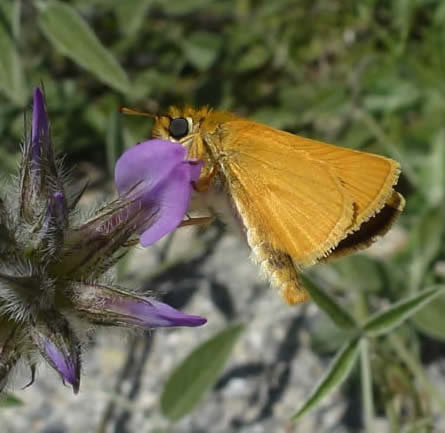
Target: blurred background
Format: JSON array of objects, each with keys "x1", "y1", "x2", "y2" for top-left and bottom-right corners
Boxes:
[{"x1": 1, "y1": 0, "x2": 445, "y2": 432}]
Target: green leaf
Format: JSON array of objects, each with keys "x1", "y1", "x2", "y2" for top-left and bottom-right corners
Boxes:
[
  {"x1": 157, "y1": 0, "x2": 214, "y2": 15},
  {"x1": 0, "y1": 0, "x2": 27, "y2": 105},
  {"x1": 302, "y1": 275, "x2": 357, "y2": 330},
  {"x1": 329, "y1": 255, "x2": 383, "y2": 294},
  {"x1": 309, "y1": 312, "x2": 353, "y2": 354},
  {"x1": 161, "y1": 323, "x2": 245, "y2": 422},
  {"x1": 363, "y1": 285, "x2": 445, "y2": 337},
  {"x1": 363, "y1": 81, "x2": 419, "y2": 113},
  {"x1": 0, "y1": 393, "x2": 23, "y2": 408},
  {"x1": 408, "y1": 207, "x2": 444, "y2": 291},
  {"x1": 37, "y1": 1, "x2": 130, "y2": 93},
  {"x1": 115, "y1": 0, "x2": 154, "y2": 36},
  {"x1": 10, "y1": 0, "x2": 21, "y2": 41},
  {"x1": 291, "y1": 337, "x2": 360, "y2": 422},
  {"x1": 413, "y1": 294, "x2": 445, "y2": 342},
  {"x1": 106, "y1": 109, "x2": 124, "y2": 175},
  {"x1": 182, "y1": 32, "x2": 222, "y2": 71},
  {"x1": 422, "y1": 129, "x2": 445, "y2": 206},
  {"x1": 236, "y1": 45, "x2": 270, "y2": 73}
]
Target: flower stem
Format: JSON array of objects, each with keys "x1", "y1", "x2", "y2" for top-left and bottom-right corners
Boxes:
[{"x1": 360, "y1": 338, "x2": 375, "y2": 433}]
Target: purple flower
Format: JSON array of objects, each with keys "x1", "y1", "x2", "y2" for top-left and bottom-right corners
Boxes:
[
  {"x1": 20, "y1": 87, "x2": 63, "y2": 222},
  {"x1": 115, "y1": 139, "x2": 202, "y2": 246},
  {"x1": 0, "y1": 87, "x2": 207, "y2": 396}
]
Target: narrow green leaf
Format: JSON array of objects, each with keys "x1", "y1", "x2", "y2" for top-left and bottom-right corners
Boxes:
[
  {"x1": 302, "y1": 275, "x2": 357, "y2": 330},
  {"x1": 363, "y1": 285, "x2": 445, "y2": 337},
  {"x1": 10, "y1": 0, "x2": 21, "y2": 40},
  {"x1": 37, "y1": 1, "x2": 130, "y2": 93},
  {"x1": 291, "y1": 337, "x2": 360, "y2": 422},
  {"x1": 106, "y1": 109, "x2": 124, "y2": 175},
  {"x1": 161, "y1": 323, "x2": 245, "y2": 422},
  {"x1": 408, "y1": 206, "x2": 444, "y2": 291},
  {"x1": 423, "y1": 129, "x2": 445, "y2": 206},
  {"x1": 0, "y1": 393, "x2": 23, "y2": 407},
  {"x1": 0, "y1": 0, "x2": 26, "y2": 106}
]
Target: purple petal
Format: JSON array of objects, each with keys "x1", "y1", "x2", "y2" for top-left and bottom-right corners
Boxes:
[
  {"x1": 32, "y1": 316, "x2": 81, "y2": 394},
  {"x1": 72, "y1": 283, "x2": 207, "y2": 329},
  {"x1": 139, "y1": 161, "x2": 195, "y2": 246},
  {"x1": 31, "y1": 88, "x2": 49, "y2": 166},
  {"x1": 43, "y1": 339, "x2": 80, "y2": 394},
  {"x1": 115, "y1": 139, "x2": 187, "y2": 195},
  {"x1": 188, "y1": 160, "x2": 203, "y2": 182},
  {"x1": 114, "y1": 139, "x2": 202, "y2": 246},
  {"x1": 110, "y1": 297, "x2": 207, "y2": 328}
]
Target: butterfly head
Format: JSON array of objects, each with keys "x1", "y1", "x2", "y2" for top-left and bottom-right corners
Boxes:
[{"x1": 151, "y1": 106, "x2": 213, "y2": 149}]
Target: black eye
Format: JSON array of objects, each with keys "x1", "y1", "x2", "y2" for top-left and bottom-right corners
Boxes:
[{"x1": 169, "y1": 117, "x2": 189, "y2": 139}]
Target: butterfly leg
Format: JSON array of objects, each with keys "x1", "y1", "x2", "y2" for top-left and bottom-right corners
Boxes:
[
  {"x1": 179, "y1": 215, "x2": 215, "y2": 227},
  {"x1": 192, "y1": 165, "x2": 217, "y2": 193}
]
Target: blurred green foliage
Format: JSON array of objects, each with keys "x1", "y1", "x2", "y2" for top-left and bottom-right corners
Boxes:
[{"x1": 2, "y1": 0, "x2": 445, "y2": 431}]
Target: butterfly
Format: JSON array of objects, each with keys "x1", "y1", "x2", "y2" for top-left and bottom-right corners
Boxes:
[{"x1": 123, "y1": 106, "x2": 404, "y2": 305}]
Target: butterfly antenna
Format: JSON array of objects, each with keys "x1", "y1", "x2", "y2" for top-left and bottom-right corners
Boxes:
[{"x1": 118, "y1": 107, "x2": 156, "y2": 118}]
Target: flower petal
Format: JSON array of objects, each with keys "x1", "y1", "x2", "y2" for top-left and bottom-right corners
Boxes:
[
  {"x1": 115, "y1": 139, "x2": 202, "y2": 246},
  {"x1": 32, "y1": 315, "x2": 81, "y2": 394},
  {"x1": 187, "y1": 160, "x2": 203, "y2": 182},
  {"x1": 112, "y1": 298, "x2": 207, "y2": 328},
  {"x1": 43, "y1": 338, "x2": 80, "y2": 394},
  {"x1": 31, "y1": 88, "x2": 49, "y2": 165},
  {"x1": 115, "y1": 139, "x2": 187, "y2": 195},
  {"x1": 139, "y1": 161, "x2": 197, "y2": 246}
]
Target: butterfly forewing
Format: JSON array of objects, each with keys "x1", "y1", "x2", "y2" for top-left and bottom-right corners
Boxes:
[
  {"x1": 212, "y1": 120, "x2": 401, "y2": 243},
  {"x1": 281, "y1": 134, "x2": 402, "y2": 229},
  {"x1": 213, "y1": 127, "x2": 356, "y2": 265}
]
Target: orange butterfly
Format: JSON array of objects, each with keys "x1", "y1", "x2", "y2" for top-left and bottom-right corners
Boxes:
[{"x1": 123, "y1": 106, "x2": 404, "y2": 305}]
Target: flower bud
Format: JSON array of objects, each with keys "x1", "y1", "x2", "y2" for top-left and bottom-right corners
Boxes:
[{"x1": 72, "y1": 282, "x2": 206, "y2": 329}]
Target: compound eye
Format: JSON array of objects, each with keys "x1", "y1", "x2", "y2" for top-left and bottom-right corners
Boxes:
[{"x1": 169, "y1": 117, "x2": 189, "y2": 139}]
